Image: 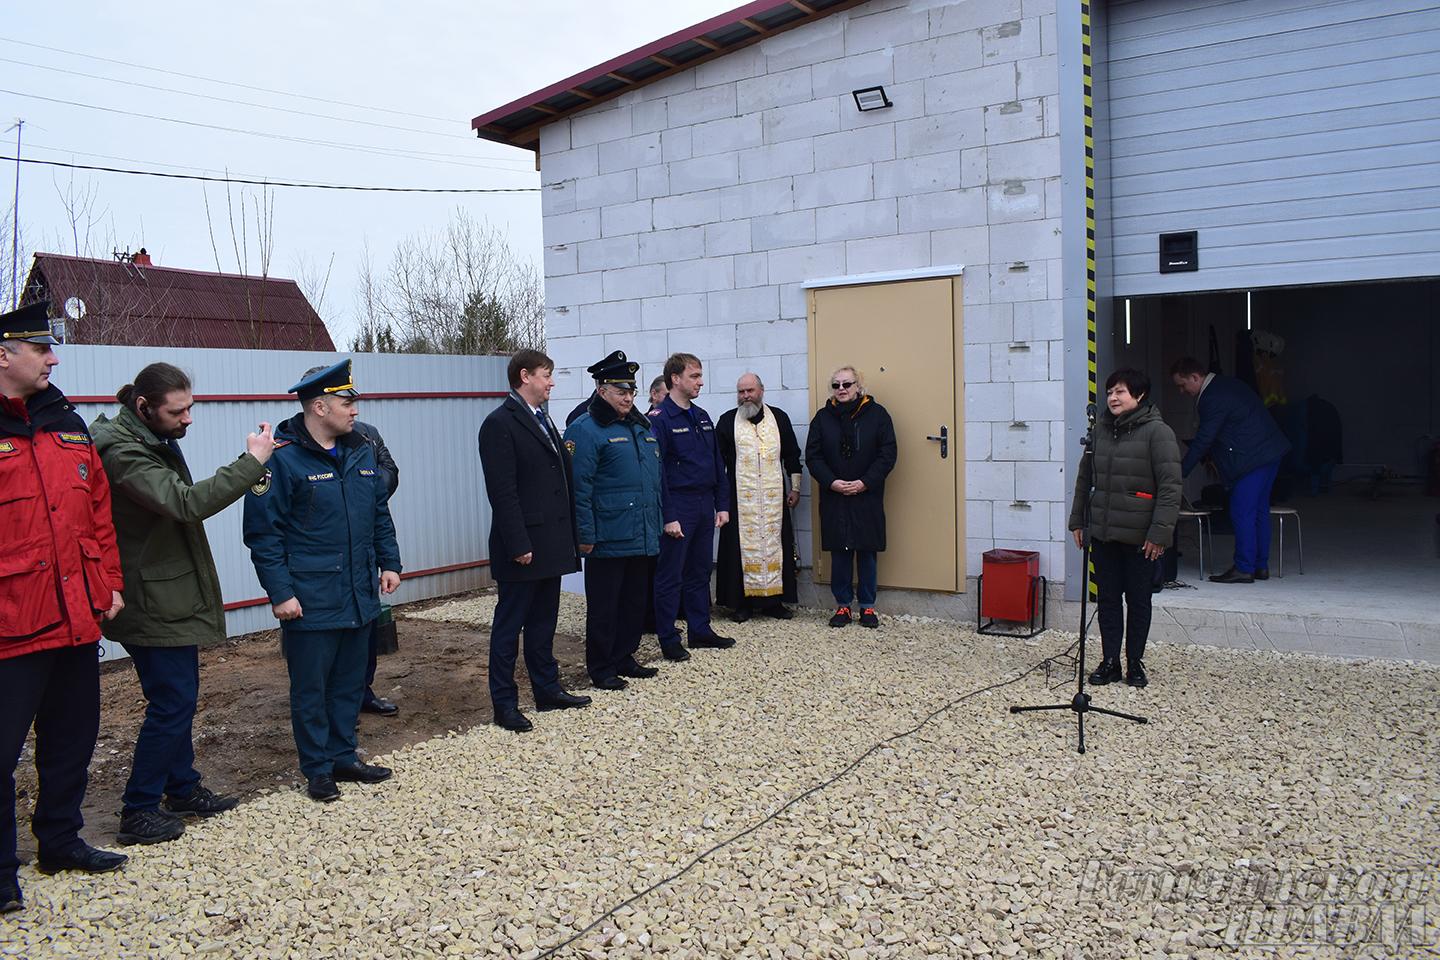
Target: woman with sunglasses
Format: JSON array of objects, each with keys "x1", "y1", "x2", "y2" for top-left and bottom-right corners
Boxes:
[{"x1": 805, "y1": 367, "x2": 897, "y2": 629}]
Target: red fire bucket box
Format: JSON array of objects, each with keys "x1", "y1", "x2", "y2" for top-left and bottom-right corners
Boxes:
[{"x1": 977, "y1": 548, "x2": 1046, "y2": 637}]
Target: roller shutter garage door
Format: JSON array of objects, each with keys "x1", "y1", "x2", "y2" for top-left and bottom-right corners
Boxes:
[{"x1": 1106, "y1": 0, "x2": 1440, "y2": 296}]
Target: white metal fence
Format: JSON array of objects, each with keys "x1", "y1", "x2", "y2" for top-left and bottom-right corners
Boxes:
[{"x1": 51, "y1": 344, "x2": 511, "y2": 661}]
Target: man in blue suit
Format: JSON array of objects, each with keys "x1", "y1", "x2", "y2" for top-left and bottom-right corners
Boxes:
[
  {"x1": 1171, "y1": 357, "x2": 1292, "y2": 584},
  {"x1": 243, "y1": 360, "x2": 402, "y2": 802}
]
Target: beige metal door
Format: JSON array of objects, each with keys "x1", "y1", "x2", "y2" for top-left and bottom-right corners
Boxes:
[{"x1": 808, "y1": 277, "x2": 964, "y2": 593}]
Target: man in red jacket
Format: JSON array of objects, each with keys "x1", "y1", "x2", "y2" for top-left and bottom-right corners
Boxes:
[{"x1": 0, "y1": 301, "x2": 128, "y2": 915}]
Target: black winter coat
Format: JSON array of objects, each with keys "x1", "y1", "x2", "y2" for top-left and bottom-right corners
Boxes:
[
  {"x1": 806, "y1": 396, "x2": 898, "y2": 552},
  {"x1": 478, "y1": 395, "x2": 580, "y2": 582}
]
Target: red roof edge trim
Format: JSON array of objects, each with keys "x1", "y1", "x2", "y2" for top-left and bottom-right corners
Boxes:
[{"x1": 471, "y1": 0, "x2": 807, "y2": 134}]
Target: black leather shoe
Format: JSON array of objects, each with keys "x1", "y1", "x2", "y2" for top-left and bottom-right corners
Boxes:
[
  {"x1": 494, "y1": 707, "x2": 533, "y2": 733},
  {"x1": 361, "y1": 696, "x2": 399, "y2": 717},
  {"x1": 117, "y1": 809, "x2": 185, "y2": 846},
  {"x1": 307, "y1": 776, "x2": 341, "y2": 802},
  {"x1": 536, "y1": 690, "x2": 592, "y2": 711},
  {"x1": 592, "y1": 675, "x2": 628, "y2": 690},
  {"x1": 0, "y1": 878, "x2": 20, "y2": 914},
  {"x1": 689, "y1": 632, "x2": 736, "y2": 649},
  {"x1": 617, "y1": 661, "x2": 660, "y2": 679},
  {"x1": 765, "y1": 604, "x2": 795, "y2": 620},
  {"x1": 1088, "y1": 659, "x2": 1123, "y2": 686},
  {"x1": 1126, "y1": 660, "x2": 1149, "y2": 687},
  {"x1": 730, "y1": 606, "x2": 752, "y2": 623},
  {"x1": 164, "y1": 785, "x2": 238, "y2": 818},
  {"x1": 1209, "y1": 567, "x2": 1255, "y2": 584},
  {"x1": 1254, "y1": 568, "x2": 1269, "y2": 581},
  {"x1": 662, "y1": 644, "x2": 691, "y2": 662},
  {"x1": 36, "y1": 843, "x2": 128, "y2": 875},
  {"x1": 334, "y1": 761, "x2": 393, "y2": 784}
]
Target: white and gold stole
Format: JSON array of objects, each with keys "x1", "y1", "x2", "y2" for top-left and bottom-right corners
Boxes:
[{"x1": 734, "y1": 404, "x2": 785, "y2": 597}]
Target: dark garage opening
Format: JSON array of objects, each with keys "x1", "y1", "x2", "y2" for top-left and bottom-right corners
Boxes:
[{"x1": 1105, "y1": 278, "x2": 1440, "y2": 627}]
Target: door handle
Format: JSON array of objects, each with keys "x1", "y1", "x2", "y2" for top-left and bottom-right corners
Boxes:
[{"x1": 925, "y1": 425, "x2": 949, "y2": 459}]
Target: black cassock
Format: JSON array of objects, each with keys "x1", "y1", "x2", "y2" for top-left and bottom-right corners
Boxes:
[{"x1": 715, "y1": 405, "x2": 803, "y2": 610}]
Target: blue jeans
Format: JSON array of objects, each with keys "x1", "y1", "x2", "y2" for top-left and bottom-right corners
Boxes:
[
  {"x1": 120, "y1": 644, "x2": 203, "y2": 813},
  {"x1": 1229, "y1": 460, "x2": 1281, "y2": 574},
  {"x1": 830, "y1": 550, "x2": 878, "y2": 607}
]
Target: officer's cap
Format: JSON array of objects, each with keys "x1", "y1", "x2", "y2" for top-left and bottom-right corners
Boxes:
[
  {"x1": 290, "y1": 359, "x2": 360, "y2": 401},
  {"x1": 590, "y1": 351, "x2": 639, "y2": 388},
  {"x1": 586, "y1": 350, "x2": 627, "y2": 376},
  {"x1": 0, "y1": 301, "x2": 59, "y2": 346}
]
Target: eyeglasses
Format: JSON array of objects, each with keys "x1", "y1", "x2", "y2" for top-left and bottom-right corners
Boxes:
[
  {"x1": 605, "y1": 385, "x2": 638, "y2": 395},
  {"x1": 831, "y1": 380, "x2": 856, "y2": 390}
]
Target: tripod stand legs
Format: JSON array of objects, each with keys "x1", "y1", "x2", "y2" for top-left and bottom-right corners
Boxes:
[{"x1": 1010, "y1": 690, "x2": 1149, "y2": 754}]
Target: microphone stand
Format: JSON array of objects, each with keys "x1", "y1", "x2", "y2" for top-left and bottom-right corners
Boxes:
[{"x1": 1009, "y1": 403, "x2": 1147, "y2": 753}]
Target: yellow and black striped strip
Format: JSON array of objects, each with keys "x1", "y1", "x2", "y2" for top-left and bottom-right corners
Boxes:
[{"x1": 1082, "y1": 0, "x2": 1098, "y2": 598}]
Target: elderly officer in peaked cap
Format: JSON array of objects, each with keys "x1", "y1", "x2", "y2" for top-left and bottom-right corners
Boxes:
[
  {"x1": 563, "y1": 353, "x2": 663, "y2": 691},
  {"x1": 566, "y1": 350, "x2": 630, "y2": 427},
  {"x1": 242, "y1": 359, "x2": 402, "y2": 803},
  {"x1": 1, "y1": 301, "x2": 128, "y2": 913}
]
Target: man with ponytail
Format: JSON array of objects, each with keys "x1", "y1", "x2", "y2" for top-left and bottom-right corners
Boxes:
[
  {"x1": 91, "y1": 363, "x2": 275, "y2": 845},
  {"x1": 0, "y1": 301, "x2": 127, "y2": 915}
]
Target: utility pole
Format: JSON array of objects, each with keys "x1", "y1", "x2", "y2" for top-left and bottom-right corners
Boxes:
[{"x1": 7, "y1": 119, "x2": 21, "y2": 310}]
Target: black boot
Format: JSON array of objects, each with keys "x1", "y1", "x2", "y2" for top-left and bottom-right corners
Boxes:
[
  {"x1": 1088, "y1": 659, "x2": 1123, "y2": 685},
  {"x1": 1126, "y1": 660, "x2": 1149, "y2": 687}
]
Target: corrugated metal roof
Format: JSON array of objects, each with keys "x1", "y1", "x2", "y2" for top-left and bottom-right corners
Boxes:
[
  {"x1": 470, "y1": 0, "x2": 868, "y2": 151},
  {"x1": 24, "y1": 253, "x2": 336, "y2": 351}
]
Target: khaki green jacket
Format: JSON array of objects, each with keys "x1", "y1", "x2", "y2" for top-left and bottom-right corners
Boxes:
[
  {"x1": 91, "y1": 407, "x2": 267, "y2": 647},
  {"x1": 1067, "y1": 401, "x2": 1182, "y2": 547}
]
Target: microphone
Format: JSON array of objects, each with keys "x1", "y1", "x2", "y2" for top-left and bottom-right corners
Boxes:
[{"x1": 1086, "y1": 402, "x2": 1097, "y2": 421}]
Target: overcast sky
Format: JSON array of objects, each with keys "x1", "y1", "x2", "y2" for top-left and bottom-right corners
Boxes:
[{"x1": 2, "y1": 0, "x2": 736, "y2": 345}]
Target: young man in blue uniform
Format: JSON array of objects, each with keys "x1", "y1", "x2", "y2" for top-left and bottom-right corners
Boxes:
[
  {"x1": 478, "y1": 349, "x2": 592, "y2": 733},
  {"x1": 564, "y1": 353, "x2": 663, "y2": 690},
  {"x1": 243, "y1": 360, "x2": 402, "y2": 802},
  {"x1": 651, "y1": 352, "x2": 734, "y2": 660}
]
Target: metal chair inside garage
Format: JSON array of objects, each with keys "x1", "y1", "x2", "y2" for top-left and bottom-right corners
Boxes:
[
  {"x1": 1176, "y1": 506, "x2": 1215, "y2": 580},
  {"x1": 1270, "y1": 506, "x2": 1305, "y2": 577}
]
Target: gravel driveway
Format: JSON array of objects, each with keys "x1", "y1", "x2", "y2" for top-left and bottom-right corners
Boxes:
[{"x1": 7, "y1": 596, "x2": 1437, "y2": 959}]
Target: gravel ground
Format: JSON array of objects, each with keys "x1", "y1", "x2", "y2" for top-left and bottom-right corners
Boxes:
[{"x1": 6, "y1": 596, "x2": 1437, "y2": 959}]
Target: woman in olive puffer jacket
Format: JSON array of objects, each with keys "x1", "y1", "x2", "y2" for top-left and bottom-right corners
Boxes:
[{"x1": 1067, "y1": 368, "x2": 1181, "y2": 688}]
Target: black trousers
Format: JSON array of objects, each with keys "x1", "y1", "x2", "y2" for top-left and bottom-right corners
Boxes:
[
  {"x1": 488, "y1": 577, "x2": 564, "y2": 711},
  {"x1": 1091, "y1": 538, "x2": 1157, "y2": 664},
  {"x1": 1, "y1": 644, "x2": 100, "y2": 880},
  {"x1": 583, "y1": 555, "x2": 649, "y2": 683}
]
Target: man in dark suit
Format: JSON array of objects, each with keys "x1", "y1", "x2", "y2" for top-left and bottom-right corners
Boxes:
[
  {"x1": 478, "y1": 349, "x2": 592, "y2": 732},
  {"x1": 1171, "y1": 357, "x2": 1292, "y2": 584}
]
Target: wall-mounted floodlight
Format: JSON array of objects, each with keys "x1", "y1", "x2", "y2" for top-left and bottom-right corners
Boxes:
[{"x1": 852, "y1": 86, "x2": 892, "y2": 112}]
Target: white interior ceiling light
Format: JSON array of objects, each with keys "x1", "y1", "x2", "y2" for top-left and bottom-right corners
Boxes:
[
  {"x1": 1246, "y1": 290, "x2": 1252, "y2": 330},
  {"x1": 852, "y1": 86, "x2": 892, "y2": 112},
  {"x1": 1124, "y1": 298, "x2": 1132, "y2": 345}
]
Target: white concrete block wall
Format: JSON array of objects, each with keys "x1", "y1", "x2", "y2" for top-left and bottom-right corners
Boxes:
[{"x1": 537, "y1": 0, "x2": 1067, "y2": 582}]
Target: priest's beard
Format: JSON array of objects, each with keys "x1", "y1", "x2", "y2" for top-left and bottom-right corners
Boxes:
[{"x1": 737, "y1": 400, "x2": 762, "y2": 420}]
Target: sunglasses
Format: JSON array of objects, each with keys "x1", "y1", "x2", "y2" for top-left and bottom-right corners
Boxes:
[{"x1": 831, "y1": 380, "x2": 856, "y2": 390}]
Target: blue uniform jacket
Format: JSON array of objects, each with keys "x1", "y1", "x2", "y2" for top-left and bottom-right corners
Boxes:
[
  {"x1": 563, "y1": 395, "x2": 663, "y2": 558},
  {"x1": 243, "y1": 414, "x2": 402, "y2": 631},
  {"x1": 1180, "y1": 375, "x2": 1292, "y2": 485},
  {"x1": 651, "y1": 395, "x2": 729, "y2": 523}
]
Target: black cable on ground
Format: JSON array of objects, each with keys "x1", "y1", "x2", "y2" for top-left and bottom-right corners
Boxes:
[{"x1": 535, "y1": 637, "x2": 1073, "y2": 959}]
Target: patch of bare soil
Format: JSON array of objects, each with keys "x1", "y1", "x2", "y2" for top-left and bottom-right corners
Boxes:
[{"x1": 12, "y1": 589, "x2": 601, "y2": 857}]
